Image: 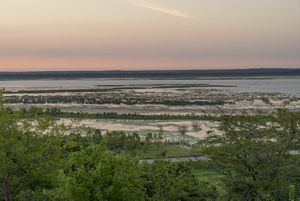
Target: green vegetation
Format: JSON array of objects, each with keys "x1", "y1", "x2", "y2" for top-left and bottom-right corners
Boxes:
[
  {"x1": 20, "y1": 106, "x2": 219, "y2": 121},
  {"x1": 1, "y1": 92, "x2": 300, "y2": 200},
  {"x1": 201, "y1": 109, "x2": 300, "y2": 200},
  {"x1": 0, "y1": 95, "x2": 216, "y2": 201},
  {"x1": 136, "y1": 143, "x2": 199, "y2": 159},
  {"x1": 87, "y1": 130, "x2": 200, "y2": 159}
]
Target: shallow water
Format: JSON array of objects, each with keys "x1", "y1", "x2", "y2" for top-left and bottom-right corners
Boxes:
[{"x1": 0, "y1": 77, "x2": 299, "y2": 96}]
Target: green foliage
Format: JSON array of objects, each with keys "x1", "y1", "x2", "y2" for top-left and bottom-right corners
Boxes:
[
  {"x1": 0, "y1": 97, "x2": 64, "y2": 200},
  {"x1": 0, "y1": 94, "x2": 211, "y2": 201},
  {"x1": 2, "y1": 91, "x2": 300, "y2": 201},
  {"x1": 22, "y1": 107, "x2": 219, "y2": 121},
  {"x1": 136, "y1": 143, "x2": 199, "y2": 159},
  {"x1": 288, "y1": 184, "x2": 296, "y2": 201},
  {"x1": 52, "y1": 145, "x2": 144, "y2": 201},
  {"x1": 141, "y1": 161, "x2": 212, "y2": 201},
  {"x1": 105, "y1": 131, "x2": 141, "y2": 154},
  {"x1": 261, "y1": 97, "x2": 272, "y2": 106},
  {"x1": 201, "y1": 109, "x2": 300, "y2": 200}
]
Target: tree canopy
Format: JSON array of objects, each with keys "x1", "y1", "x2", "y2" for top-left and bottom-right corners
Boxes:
[
  {"x1": 0, "y1": 91, "x2": 299, "y2": 200},
  {"x1": 201, "y1": 110, "x2": 300, "y2": 200}
]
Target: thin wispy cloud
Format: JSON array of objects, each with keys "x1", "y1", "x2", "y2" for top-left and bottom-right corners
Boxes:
[{"x1": 130, "y1": 1, "x2": 193, "y2": 19}]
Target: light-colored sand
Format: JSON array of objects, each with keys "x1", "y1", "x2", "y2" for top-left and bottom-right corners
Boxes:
[{"x1": 60, "y1": 119, "x2": 220, "y2": 141}]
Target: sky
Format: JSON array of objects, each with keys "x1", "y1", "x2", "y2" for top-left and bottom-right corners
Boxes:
[{"x1": 0, "y1": 0, "x2": 299, "y2": 71}]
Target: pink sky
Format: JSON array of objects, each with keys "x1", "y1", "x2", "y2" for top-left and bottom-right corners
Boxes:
[{"x1": 0, "y1": 0, "x2": 299, "y2": 71}]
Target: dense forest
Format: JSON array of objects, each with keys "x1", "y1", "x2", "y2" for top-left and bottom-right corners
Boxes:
[{"x1": 1, "y1": 94, "x2": 300, "y2": 200}]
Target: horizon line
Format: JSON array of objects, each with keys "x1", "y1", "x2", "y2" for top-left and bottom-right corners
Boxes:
[
  {"x1": 0, "y1": 67, "x2": 300, "y2": 73},
  {"x1": 1, "y1": 67, "x2": 300, "y2": 73}
]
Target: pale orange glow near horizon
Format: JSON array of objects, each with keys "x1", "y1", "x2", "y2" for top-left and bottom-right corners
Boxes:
[{"x1": 0, "y1": 0, "x2": 299, "y2": 71}]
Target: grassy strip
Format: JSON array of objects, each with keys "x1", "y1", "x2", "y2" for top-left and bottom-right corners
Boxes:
[{"x1": 135, "y1": 143, "x2": 201, "y2": 159}]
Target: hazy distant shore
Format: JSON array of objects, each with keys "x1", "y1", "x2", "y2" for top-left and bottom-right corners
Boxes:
[{"x1": 1, "y1": 68, "x2": 300, "y2": 80}]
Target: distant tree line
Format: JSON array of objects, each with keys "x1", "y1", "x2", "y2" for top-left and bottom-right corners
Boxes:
[{"x1": 19, "y1": 106, "x2": 220, "y2": 121}]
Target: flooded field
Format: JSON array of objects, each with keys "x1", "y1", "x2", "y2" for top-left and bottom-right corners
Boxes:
[
  {"x1": 1, "y1": 77, "x2": 300, "y2": 96},
  {"x1": 2, "y1": 77, "x2": 300, "y2": 143}
]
